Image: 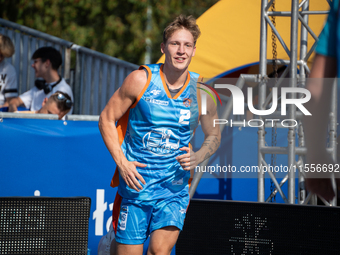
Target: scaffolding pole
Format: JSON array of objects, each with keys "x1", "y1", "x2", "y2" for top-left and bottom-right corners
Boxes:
[
  {"x1": 258, "y1": 0, "x2": 335, "y2": 205},
  {"x1": 189, "y1": 1, "x2": 335, "y2": 204}
]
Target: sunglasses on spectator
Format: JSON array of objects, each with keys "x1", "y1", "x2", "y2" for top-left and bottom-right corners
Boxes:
[{"x1": 56, "y1": 93, "x2": 73, "y2": 108}]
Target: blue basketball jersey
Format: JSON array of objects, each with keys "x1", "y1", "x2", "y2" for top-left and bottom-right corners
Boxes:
[{"x1": 111, "y1": 63, "x2": 201, "y2": 200}]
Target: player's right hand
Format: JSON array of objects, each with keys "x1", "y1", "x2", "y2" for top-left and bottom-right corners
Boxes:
[{"x1": 118, "y1": 161, "x2": 146, "y2": 192}]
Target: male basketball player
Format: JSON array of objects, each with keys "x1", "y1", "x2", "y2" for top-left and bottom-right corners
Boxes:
[{"x1": 99, "y1": 15, "x2": 221, "y2": 255}]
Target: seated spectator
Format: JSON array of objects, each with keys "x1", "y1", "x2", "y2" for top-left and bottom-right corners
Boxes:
[
  {"x1": 8, "y1": 47, "x2": 73, "y2": 113},
  {"x1": 0, "y1": 34, "x2": 18, "y2": 107},
  {"x1": 18, "y1": 91, "x2": 72, "y2": 120}
]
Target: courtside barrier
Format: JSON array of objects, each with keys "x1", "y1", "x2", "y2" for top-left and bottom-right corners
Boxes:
[
  {"x1": 0, "y1": 196, "x2": 91, "y2": 255},
  {"x1": 177, "y1": 199, "x2": 340, "y2": 254}
]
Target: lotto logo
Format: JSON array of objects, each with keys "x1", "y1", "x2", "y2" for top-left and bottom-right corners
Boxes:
[
  {"x1": 150, "y1": 90, "x2": 161, "y2": 96},
  {"x1": 119, "y1": 206, "x2": 128, "y2": 231}
]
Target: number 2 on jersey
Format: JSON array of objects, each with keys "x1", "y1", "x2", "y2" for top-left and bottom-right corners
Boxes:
[{"x1": 179, "y1": 109, "x2": 190, "y2": 125}]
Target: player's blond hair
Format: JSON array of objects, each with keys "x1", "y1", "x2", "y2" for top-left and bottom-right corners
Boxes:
[{"x1": 163, "y1": 15, "x2": 201, "y2": 45}]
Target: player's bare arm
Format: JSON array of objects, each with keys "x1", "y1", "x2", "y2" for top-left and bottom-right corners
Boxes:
[
  {"x1": 99, "y1": 69, "x2": 148, "y2": 192},
  {"x1": 304, "y1": 54, "x2": 336, "y2": 160},
  {"x1": 177, "y1": 91, "x2": 221, "y2": 172},
  {"x1": 303, "y1": 54, "x2": 337, "y2": 200}
]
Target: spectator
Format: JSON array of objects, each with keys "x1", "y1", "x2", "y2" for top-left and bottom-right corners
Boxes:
[
  {"x1": 18, "y1": 91, "x2": 72, "y2": 120},
  {"x1": 8, "y1": 46, "x2": 73, "y2": 113},
  {"x1": 0, "y1": 34, "x2": 18, "y2": 108}
]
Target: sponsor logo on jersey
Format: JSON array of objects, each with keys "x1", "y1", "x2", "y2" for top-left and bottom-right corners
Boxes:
[
  {"x1": 183, "y1": 98, "x2": 192, "y2": 107},
  {"x1": 141, "y1": 128, "x2": 179, "y2": 156},
  {"x1": 145, "y1": 97, "x2": 169, "y2": 106},
  {"x1": 150, "y1": 89, "x2": 162, "y2": 96}
]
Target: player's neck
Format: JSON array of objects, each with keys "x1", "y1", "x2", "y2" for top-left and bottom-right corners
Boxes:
[{"x1": 162, "y1": 65, "x2": 188, "y2": 90}]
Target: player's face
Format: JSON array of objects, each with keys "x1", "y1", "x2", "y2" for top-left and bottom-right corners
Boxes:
[{"x1": 161, "y1": 28, "x2": 196, "y2": 72}]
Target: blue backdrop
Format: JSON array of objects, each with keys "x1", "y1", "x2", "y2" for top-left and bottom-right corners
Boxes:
[{"x1": 0, "y1": 117, "x2": 296, "y2": 254}]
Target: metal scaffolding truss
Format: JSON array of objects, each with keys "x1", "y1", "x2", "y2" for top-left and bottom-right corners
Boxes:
[
  {"x1": 190, "y1": 0, "x2": 337, "y2": 205},
  {"x1": 257, "y1": 0, "x2": 336, "y2": 205}
]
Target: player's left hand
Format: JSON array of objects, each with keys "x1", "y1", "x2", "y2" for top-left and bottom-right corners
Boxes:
[{"x1": 176, "y1": 147, "x2": 197, "y2": 172}]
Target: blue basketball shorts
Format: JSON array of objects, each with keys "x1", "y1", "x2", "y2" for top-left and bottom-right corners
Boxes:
[{"x1": 111, "y1": 190, "x2": 190, "y2": 245}]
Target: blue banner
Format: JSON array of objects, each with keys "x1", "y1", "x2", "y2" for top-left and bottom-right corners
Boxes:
[
  {"x1": 0, "y1": 118, "x2": 118, "y2": 254},
  {"x1": 0, "y1": 117, "x2": 294, "y2": 254}
]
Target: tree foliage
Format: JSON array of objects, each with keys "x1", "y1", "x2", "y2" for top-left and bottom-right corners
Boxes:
[{"x1": 0, "y1": 0, "x2": 218, "y2": 64}]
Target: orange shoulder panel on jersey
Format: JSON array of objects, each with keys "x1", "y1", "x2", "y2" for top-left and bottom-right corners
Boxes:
[
  {"x1": 110, "y1": 109, "x2": 130, "y2": 188},
  {"x1": 130, "y1": 65, "x2": 152, "y2": 108}
]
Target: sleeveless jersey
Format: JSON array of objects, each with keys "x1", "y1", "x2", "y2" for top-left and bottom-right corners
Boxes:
[{"x1": 111, "y1": 63, "x2": 201, "y2": 200}]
